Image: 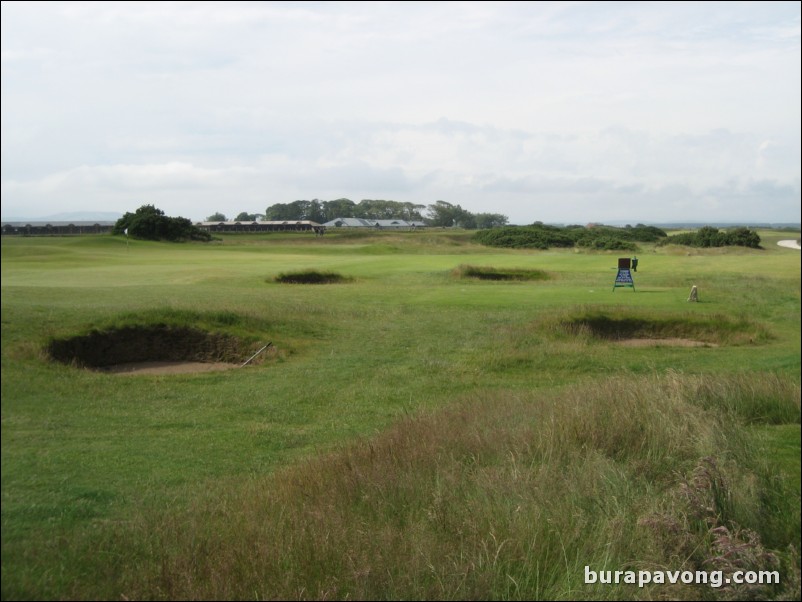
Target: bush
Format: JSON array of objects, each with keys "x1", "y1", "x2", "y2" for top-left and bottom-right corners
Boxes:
[
  {"x1": 114, "y1": 205, "x2": 212, "y2": 242},
  {"x1": 473, "y1": 223, "x2": 665, "y2": 250},
  {"x1": 660, "y1": 226, "x2": 762, "y2": 249},
  {"x1": 576, "y1": 236, "x2": 638, "y2": 251},
  {"x1": 473, "y1": 225, "x2": 574, "y2": 249}
]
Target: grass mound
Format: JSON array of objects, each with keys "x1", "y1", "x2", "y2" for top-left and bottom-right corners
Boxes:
[
  {"x1": 452, "y1": 264, "x2": 550, "y2": 281},
  {"x1": 274, "y1": 270, "x2": 353, "y2": 284}
]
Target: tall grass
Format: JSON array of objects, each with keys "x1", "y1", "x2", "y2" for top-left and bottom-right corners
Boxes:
[{"x1": 22, "y1": 372, "x2": 798, "y2": 601}]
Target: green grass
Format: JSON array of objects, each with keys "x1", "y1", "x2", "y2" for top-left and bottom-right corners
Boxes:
[{"x1": 2, "y1": 230, "x2": 800, "y2": 600}]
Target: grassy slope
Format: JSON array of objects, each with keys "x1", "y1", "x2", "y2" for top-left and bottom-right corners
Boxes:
[{"x1": 1, "y1": 230, "x2": 800, "y2": 599}]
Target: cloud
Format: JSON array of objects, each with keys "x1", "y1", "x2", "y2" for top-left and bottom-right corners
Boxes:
[{"x1": 1, "y1": 2, "x2": 799, "y2": 223}]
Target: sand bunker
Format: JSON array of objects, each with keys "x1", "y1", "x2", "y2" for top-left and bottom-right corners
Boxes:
[
  {"x1": 47, "y1": 325, "x2": 269, "y2": 374},
  {"x1": 96, "y1": 361, "x2": 240, "y2": 375}
]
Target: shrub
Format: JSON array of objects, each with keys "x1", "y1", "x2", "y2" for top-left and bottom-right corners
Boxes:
[
  {"x1": 660, "y1": 226, "x2": 762, "y2": 249},
  {"x1": 113, "y1": 204, "x2": 212, "y2": 242},
  {"x1": 474, "y1": 223, "x2": 666, "y2": 250}
]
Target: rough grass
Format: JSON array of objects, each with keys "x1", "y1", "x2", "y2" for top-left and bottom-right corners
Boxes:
[{"x1": 47, "y1": 372, "x2": 800, "y2": 601}]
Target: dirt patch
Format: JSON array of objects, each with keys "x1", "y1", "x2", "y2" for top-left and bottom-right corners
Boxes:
[{"x1": 615, "y1": 338, "x2": 718, "y2": 348}]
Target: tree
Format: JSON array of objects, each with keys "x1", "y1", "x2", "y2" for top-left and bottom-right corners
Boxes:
[
  {"x1": 426, "y1": 201, "x2": 457, "y2": 227},
  {"x1": 114, "y1": 204, "x2": 211, "y2": 242},
  {"x1": 322, "y1": 198, "x2": 357, "y2": 221},
  {"x1": 454, "y1": 211, "x2": 476, "y2": 229},
  {"x1": 425, "y1": 200, "x2": 476, "y2": 228},
  {"x1": 473, "y1": 213, "x2": 509, "y2": 229},
  {"x1": 352, "y1": 200, "x2": 425, "y2": 221},
  {"x1": 206, "y1": 212, "x2": 227, "y2": 222},
  {"x1": 265, "y1": 202, "x2": 301, "y2": 221},
  {"x1": 400, "y1": 202, "x2": 426, "y2": 221},
  {"x1": 235, "y1": 212, "x2": 261, "y2": 222},
  {"x1": 306, "y1": 200, "x2": 325, "y2": 223},
  {"x1": 267, "y1": 198, "x2": 426, "y2": 222},
  {"x1": 265, "y1": 200, "x2": 324, "y2": 222}
]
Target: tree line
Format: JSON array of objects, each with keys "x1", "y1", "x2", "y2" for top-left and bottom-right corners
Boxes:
[
  {"x1": 473, "y1": 223, "x2": 762, "y2": 250},
  {"x1": 206, "y1": 199, "x2": 508, "y2": 229},
  {"x1": 114, "y1": 205, "x2": 762, "y2": 249}
]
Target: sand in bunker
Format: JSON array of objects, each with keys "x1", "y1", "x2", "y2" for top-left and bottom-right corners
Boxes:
[{"x1": 98, "y1": 361, "x2": 239, "y2": 375}]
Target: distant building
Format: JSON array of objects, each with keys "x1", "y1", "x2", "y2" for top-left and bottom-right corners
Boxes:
[
  {"x1": 1, "y1": 221, "x2": 115, "y2": 236},
  {"x1": 322, "y1": 218, "x2": 426, "y2": 229},
  {"x1": 195, "y1": 220, "x2": 322, "y2": 233}
]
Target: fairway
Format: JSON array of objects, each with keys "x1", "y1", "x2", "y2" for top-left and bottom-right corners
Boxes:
[{"x1": 2, "y1": 230, "x2": 800, "y2": 600}]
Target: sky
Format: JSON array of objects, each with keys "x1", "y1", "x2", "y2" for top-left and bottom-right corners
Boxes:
[{"x1": 1, "y1": 1, "x2": 800, "y2": 225}]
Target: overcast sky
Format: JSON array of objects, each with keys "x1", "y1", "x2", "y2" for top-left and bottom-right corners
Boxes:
[{"x1": 2, "y1": 1, "x2": 800, "y2": 224}]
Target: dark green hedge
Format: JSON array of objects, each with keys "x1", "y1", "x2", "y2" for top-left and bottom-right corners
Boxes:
[
  {"x1": 473, "y1": 223, "x2": 666, "y2": 250},
  {"x1": 113, "y1": 205, "x2": 212, "y2": 242},
  {"x1": 659, "y1": 226, "x2": 761, "y2": 248}
]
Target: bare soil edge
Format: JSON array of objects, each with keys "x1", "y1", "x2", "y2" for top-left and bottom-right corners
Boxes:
[
  {"x1": 615, "y1": 338, "x2": 718, "y2": 347},
  {"x1": 96, "y1": 361, "x2": 239, "y2": 375}
]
